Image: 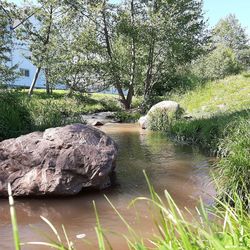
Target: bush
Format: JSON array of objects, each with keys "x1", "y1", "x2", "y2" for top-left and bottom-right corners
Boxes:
[
  {"x1": 0, "y1": 91, "x2": 83, "y2": 140},
  {"x1": 0, "y1": 90, "x2": 33, "y2": 140},
  {"x1": 114, "y1": 111, "x2": 141, "y2": 123},
  {"x1": 192, "y1": 46, "x2": 241, "y2": 81},
  {"x1": 139, "y1": 95, "x2": 165, "y2": 114},
  {"x1": 26, "y1": 99, "x2": 68, "y2": 131}
]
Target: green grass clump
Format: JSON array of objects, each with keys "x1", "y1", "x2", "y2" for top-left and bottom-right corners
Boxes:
[
  {"x1": 114, "y1": 110, "x2": 141, "y2": 122},
  {"x1": 0, "y1": 90, "x2": 33, "y2": 140},
  {"x1": 169, "y1": 110, "x2": 249, "y2": 152},
  {"x1": 216, "y1": 117, "x2": 250, "y2": 207}
]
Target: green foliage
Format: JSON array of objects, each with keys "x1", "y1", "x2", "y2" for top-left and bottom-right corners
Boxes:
[
  {"x1": 192, "y1": 14, "x2": 250, "y2": 82},
  {"x1": 169, "y1": 110, "x2": 249, "y2": 153},
  {"x1": 11, "y1": 0, "x2": 208, "y2": 104},
  {"x1": 216, "y1": 117, "x2": 250, "y2": 207},
  {"x1": 0, "y1": 1, "x2": 17, "y2": 84},
  {"x1": 0, "y1": 90, "x2": 121, "y2": 140},
  {"x1": 192, "y1": 46, "x2": 241, "y2": 81},
  {"x1": 26, "y1": 99, "x2": 70, "y2": 131},
  {"x1": 212, "y1": 14, "x2": 248, "y2": 53},
  {"x1": 147, "y1": 109, "x2": 173, "y2": 132},
  {"x1": 139, "y1": 95, "x2": 165, "y2": 113},
  {"x1": 114, "y1": 110, "x2": 141, "y2": 123},
  {"x1": 0, "y1": 90, "x2": 33, "y2": 140}
]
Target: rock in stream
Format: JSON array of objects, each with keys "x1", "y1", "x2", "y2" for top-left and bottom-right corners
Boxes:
[{"x1": 0, "y1": 124, "x2": 118, "y2": 197}]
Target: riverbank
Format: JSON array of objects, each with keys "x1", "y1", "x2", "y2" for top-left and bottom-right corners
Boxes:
[
  {"x1": 0, "y1": 89, "x2": 143, "y2": 141},
  {"x1": 0, "y1": 91, "x2": 121, "y2": 141},
  {"x1": 151, "y1": 73, "x2": 250, "y2": 206}
]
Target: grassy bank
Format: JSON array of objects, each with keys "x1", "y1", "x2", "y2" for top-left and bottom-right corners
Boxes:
[
  {"x1": 0, "y1": 90, "x2": 121, "y2": 141},
  {"x1": 149, "y1": 73, "x2": 250, "y2": 206}
]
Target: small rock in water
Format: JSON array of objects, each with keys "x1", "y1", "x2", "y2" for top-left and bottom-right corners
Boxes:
[{"x1": 92, "y1": 121, "x2": 104, "y2": 126}]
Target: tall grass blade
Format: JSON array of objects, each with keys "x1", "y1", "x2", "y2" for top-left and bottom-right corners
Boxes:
[{"x1": 8, "y1": 183, "x2": 21, "y2": 250}]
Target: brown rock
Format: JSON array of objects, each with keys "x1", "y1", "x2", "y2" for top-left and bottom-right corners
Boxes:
[
  {"x1": 92, "y1": 121, "x2": 104, "y2": 126},
  {"x1": 0, "y1": 124, "x2": 118, "y2": 197}
]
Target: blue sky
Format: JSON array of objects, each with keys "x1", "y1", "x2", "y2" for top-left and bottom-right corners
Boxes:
[{"x1": 9, "y1": 0, "x2": 250, "y2": 35}]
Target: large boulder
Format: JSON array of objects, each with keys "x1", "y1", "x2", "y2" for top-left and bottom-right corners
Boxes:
[
  {"x1": 0, "y1": 124, "x2": 118, "y2": 197},
  {"x1": 148, "y1": 101, "x2": 180, "y2": 115},
  {"x1": 138, "y1": 101, "x2": 180, "y2": 129}
]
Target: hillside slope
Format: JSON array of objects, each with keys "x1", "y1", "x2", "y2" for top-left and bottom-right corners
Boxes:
[{"x1": 172, "y1": 73, "x2": 250, "y2": 117}]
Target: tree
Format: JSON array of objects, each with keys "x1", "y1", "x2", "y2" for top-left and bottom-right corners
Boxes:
[
  {"x1": 213, "y1": 14, "x2": 250, "y2": 69},
  {"x1": 64, "y1": 0, "x2": 207, "y2": 109},
  {"x1": 213, "y1": 14, "x2": 248, "y2": 52},
  {"x1": 17, "y1": 0, "x2": 63, "y2": 95},
  {"x1": 0, "y1": 1, "x2": 17, "y2": 84},
  {"x1": 192, "y1": 14, "x2": 250, "y2": 80},
  {"x1": 138, "y1": 0, "x2": 207, "y2": 100},
  {"x1": 192, "y1": 45, "x2": 241, "y2": 81}
]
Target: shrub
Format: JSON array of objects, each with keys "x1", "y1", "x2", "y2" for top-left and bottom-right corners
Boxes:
[
  {"x1": 192, "y1": 46, "x2": 241, "y2": 81},
  {"x1": 26, "y1": 99, "x2": 68, "y2": 130},
  {"x1": 0, "y1": 90, "x2": 33, "y2": 140},
  {"x1": 114, "y1": 111, "x2": 141, "y2": 123},
  {"x1": 139, "y1": 95, "x2": 165, "y2": 114}
]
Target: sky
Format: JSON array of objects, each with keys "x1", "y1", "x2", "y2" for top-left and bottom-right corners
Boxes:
[{"x1": 8, "y1": 0, "x2": 250, "y2": 35}]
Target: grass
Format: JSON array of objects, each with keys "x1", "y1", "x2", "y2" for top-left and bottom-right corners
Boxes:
[
  {"x1": 0, "y1": 89, "x2": 122, "y2": 140},
  {"x1": 0, "y1": 88, "x2": 144, "y2": 140},
  {"x1": 8, "y1": 172, "x2": 250, "y2": 250},
  {"x1": 147, "y1": 73, "x2": 250, "y2": 207},
  {"x1": 0, "y1": 90, "x2": 33, "y2": 140},
  {"x1": 170, "y1": 73, "x2": 250, "y2": 117}
]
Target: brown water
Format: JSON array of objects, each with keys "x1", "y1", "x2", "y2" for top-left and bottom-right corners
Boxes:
[{"x1": 0, "y1": 123, "x2": 215, "y2": 250}]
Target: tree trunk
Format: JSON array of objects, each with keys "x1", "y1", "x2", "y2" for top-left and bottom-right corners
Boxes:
[
  {"x1": 28, "y1": 67, "x2": 41, "y2": 96},
  {"x1": 125, "y1": 0, "x2": 136, "y2": 110},
  {"x1": 28, "y1": 5, "x2": 53, "y2": 96},
  {"x1": 144, "y1": 40, "x2": 155, "y2": 98},
  {"x1": 102, "y1": 0, "x2": 128, "y2": 109},
  {"x1": 125, "y1": 85, "x2": 134, "y2": 110},
  {"x1": 45, "y1": 68, "x2": 50, "y2": 94}
]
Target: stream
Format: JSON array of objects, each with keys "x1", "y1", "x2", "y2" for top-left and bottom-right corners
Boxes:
[{"x1": 0, "y1": 123, "x2": 215, "y2": 249}]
